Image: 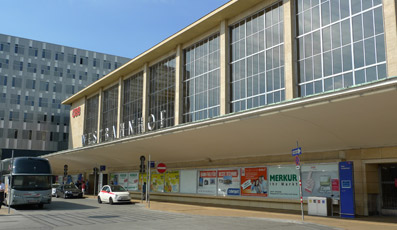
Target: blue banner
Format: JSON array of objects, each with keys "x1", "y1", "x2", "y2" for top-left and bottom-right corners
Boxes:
[{"x1": 339, "y1": 161, "x2": 355, "y2": 218}]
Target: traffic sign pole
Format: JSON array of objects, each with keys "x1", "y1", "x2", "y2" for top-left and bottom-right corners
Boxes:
[
  {"x1": 148, "y1": 154, "x2": 151, "y2": 208},
  {"x1": 293, "y1": 141, "x2": 304, "y2": 221}
]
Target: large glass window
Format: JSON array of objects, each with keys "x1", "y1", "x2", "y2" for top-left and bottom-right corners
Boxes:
[
  {"x1": 85, "y1": 95, "x2": 99, "y2": 145},
  {"x1": 123, "y1": 72, "x2": 143, "y2": 136},
  {"x1": 183, "y1": 34, "x2": 220, "y2": 123},
  {"x1": 149, "y1": 56, "x2": 175, "y2": 131},
  {"x1": 101, "y1": 84, "x2": 118, "y2": 142},
  {"x1": 230, "y1": 2, "x2": 285, "y2": 113},
  {"x1": 296, "y1": 0, "x2": 386, "y2": 97}
]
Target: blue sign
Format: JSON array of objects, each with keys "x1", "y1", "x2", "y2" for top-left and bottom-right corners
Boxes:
[
  {"x1": 149, "y1": 161, "x2": 155, "y2": 168},
  {"x1": 292, "y1": 147, "x2": 302, "y2": 156},
  {"x1": 227, "y1": 188, "x2": 240, "y2": 196},
  {"x1": 339, "y1": 161, "x2": 355, "y2": 218},
  {"x1": 100, "y1": 165, "x2": 106, "y2": 171}
]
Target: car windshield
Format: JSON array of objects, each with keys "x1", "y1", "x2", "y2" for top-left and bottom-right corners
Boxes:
[
  {"x1": 64, "y1": 184, "x2": 77, "y2": 189},
  {"x1": 110, "y1": 185, "x2": 126, "y2": 192}
]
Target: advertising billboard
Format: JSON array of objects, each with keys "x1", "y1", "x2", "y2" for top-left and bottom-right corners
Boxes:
[
  {"x1": 151, "y1": 172, "x2": 165, "y2": 192},
  {"x1": 118, "y1": 173, "x2": 128, "y2": 188},
  {"x1": 217, "y1": 169, "x2": 240, "y2": 196},
  {"x1": 302, "y1": 163, "x2": 340, "y2": 199},
  {"x1": 268, "y1": 166, "x2": 299, "y2": 199},
  {"x1": 127, "y1": 172, "x2": 139, "y2": 191},
  {"x1": 240, "y1": 167, "x2": 268, "y2": 197},
  {"x1": 165, "y1": 170, "x2": 179, "y2": 193},
  {"x1": 198, "y1": 170, "x2": 217, "y2": 195}
]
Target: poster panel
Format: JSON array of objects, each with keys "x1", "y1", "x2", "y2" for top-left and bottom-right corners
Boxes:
[
  {"x1": 164, "y1": 170, "x2": 179, "y2": 193},
  {"x1": 138, "y1": 173, "x2": 147, "y2": 191},
  {"x1": 268, "y1": 166, "x2": 300, "y2": 199},
  {"x1": 180, "y1": 170, "x2": 197, "y2": 194},
  {"x1": 118, "y1": 173, "x2": 129, "y2": 188},
  {"x1": 151, "y1": 172, "x2": 165, "y2": 192},
  {"x1": 197, "y1": 170, "x2": 217, "y2": 195},
  {"x1": 240, "y1": 167, "x2": 268, "y2": 197},
  {"x1": 302, "y1": 163, "x2": 339, "y2": 199},
  {"x1": 127, "y1": 172, "x2": 139, "y2": 191},
  {"x1": 217, "y1": 169, "x2": 240, "y2": 196}
]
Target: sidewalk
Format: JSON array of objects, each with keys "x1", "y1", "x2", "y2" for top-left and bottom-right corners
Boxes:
[
  {"x1": 2, "y1": 196, "x2": 396, "y2": 230},
  {"x1": 0, "y1": 206, "x2": 14, "y2": 215},
  {"x1": 132, "y1": 199, "x2": 397, "y2": 230}
]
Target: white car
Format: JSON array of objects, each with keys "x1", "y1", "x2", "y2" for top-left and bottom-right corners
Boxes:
[{"x1": 98, "y1": 185, "x2": 131, "y2": 204}]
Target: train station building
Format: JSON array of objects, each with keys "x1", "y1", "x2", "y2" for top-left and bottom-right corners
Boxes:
[{"x1": 43, "y1": 0, "x2": 397, "y2": 216}]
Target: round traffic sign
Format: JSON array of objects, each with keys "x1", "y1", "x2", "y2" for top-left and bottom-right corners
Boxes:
[{"x1": 157, "y1": 163, "x2": 167, "y2": 173}]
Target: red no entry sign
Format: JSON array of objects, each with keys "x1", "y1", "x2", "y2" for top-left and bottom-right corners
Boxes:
[{"x1": 157, "y1": 163, "x2": 167, "y2": 173}]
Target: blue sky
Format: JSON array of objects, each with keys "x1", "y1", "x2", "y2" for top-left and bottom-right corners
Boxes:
[{"x1": 1, "y1": 0, "x2": 229, "y2": 58}]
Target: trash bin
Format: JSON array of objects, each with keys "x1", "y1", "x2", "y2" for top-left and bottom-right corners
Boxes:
[{"x1": 308, "y1": 197, "x2": 331, "y2": 216}]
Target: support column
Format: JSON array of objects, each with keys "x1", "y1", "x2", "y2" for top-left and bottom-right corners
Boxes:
[
  {"x1": 283, "y1": 0, "x2": 298, "y2": 100},
  {"x1": 384, "y1": 0, "x2": 397, "y2": 77},
  {"x1": 116, "y1": 77, "x2": 123, "y2": 138},
  {"x1": 220, "y1": 20, "x2": 230, "y2": 115},
  {"x1": 174, "y1": 44, "x2": 183, "y2": 125},
  {"x1": 142, "y1": 64, "x2": 149, "y2": 133},
  {"x1": 97, "y1": 87, "x2": 103, "y2": 143}
]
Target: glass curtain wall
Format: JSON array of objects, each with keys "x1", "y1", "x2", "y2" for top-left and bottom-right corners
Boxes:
[
  {"x1": 101, "y1": 84, "x2": 118, "y2": 142},
  {"x1": 123, "y1": 72, "x2": 143, "y2": 136},
  {"x1": 296, "y1": 0, "x2": 386, "y2": 97},
  {"x1": 149, "y1": 56, "x2": 175, "y2": 130},
  {"x1": 183, "y1": 34, "x2": 220, "y2": 123},
  {"x1": 230, "y1": 2, "x2": 285, "y2": 113},
  {"x1": 84, "y1": 94, "x2": 99, "y2": 145}
]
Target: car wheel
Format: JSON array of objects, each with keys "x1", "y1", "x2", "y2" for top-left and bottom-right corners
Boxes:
[
  {"x1": 98, "y1": 196, "x2": 102, "y2": 204},
  {"x1": 38, "y1": 204, "x2": 44, "y2": 209},
  {"x1": 109, "y1": 197, "x2": 113, "y2": 205}
]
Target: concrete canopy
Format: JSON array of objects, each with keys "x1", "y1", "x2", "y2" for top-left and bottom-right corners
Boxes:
[{"x1": 44, "y1": 78, "x2": 397, "y2": 174}]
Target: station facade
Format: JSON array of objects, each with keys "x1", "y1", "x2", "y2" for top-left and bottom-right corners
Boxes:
[{"x1": 44, "y1": 0, "x2": 397, "y2": 216}]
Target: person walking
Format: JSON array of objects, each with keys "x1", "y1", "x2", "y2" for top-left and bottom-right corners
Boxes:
[
  {"x1": 81, "y1": 181, "x2": 86, "y2": 196},
  {"x1": 0, "y1": 180, "x2": 5, "y2": 209}
]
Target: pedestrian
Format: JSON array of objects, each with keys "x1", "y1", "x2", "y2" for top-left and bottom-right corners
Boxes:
[
  {"x1": 0, "y1": 179, "x2": 5, "y2": 209},
  {"x1": 82, "y1": 181, "x2": 86, "y2": 196},
  {"x1": 86, "y1": 180, "x2": 89, "y2": 193},
  {"x1": 142, "y1": 182, "x2": 146, "y2": 200}
]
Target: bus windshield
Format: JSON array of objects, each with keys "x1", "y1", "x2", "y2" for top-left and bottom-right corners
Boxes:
[
  {"x1": 12, "y1": 175, "x2": 52, "y2": 191},
  {"x1": 13, "y1": 158, "x2": 51, "y2": 174}
]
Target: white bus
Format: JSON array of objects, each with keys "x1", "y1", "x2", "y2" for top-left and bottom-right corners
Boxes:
[{"x1": 1, "y1": 157, "x2": 52, "y2": 208}]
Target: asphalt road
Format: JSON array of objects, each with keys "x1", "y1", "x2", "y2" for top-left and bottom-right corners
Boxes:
[{"x1": 0, "y1": 197, "x2": 336, "y2": 230}]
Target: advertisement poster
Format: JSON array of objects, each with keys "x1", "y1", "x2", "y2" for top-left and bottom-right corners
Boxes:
[
  {"x1": 268, "y1": 166, "x2": 299, "y2": 199},
  {"x1": 118, "y1": 173, "x2": 128, "y2": 188},
  {"x1": 127, "y1": 172, "x2": 139, "y2": 191},
  {"x1": 164, "y1": 170, "x2": 179, "y2": 193},
  {"x1": 180, "y1": 170, "x2": 197, "y2": 194},
  {"x1": 138, "y1": 173, "x2": 147, "y2": 191},
  {"x1": 302, "y1": 163, "x2": 340, "y2": 199},
  {"x1": 151, "y1": 172, "x2": 165, "y2": 192},
  {"x1": 198, "y1": 170, "x2": 217, "y2": 195},
  {"x1": 217, "y1": 169, "x2": 240, "y2": 196},
  {"x1": 240, "y1": 167, "x2": 267, "y2": 197}
]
